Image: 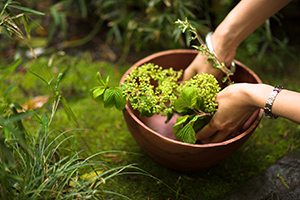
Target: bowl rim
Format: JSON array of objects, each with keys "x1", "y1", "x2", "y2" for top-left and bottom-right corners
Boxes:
[{"x1": 121, "y1": 49, "x2": 264, "y2": 148}]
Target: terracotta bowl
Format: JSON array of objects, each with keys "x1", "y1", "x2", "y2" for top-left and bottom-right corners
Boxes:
[{"x1": 121, "y1": 49, "x2": 263, "y2": 171}]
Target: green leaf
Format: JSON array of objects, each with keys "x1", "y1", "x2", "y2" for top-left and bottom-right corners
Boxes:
[
  {"x1": 176, "y1": 124, "x2": 196, "y2": 144},
  {"x1": 0, "y1": 115, "x2": 32, "y2": 157},
  {"x1": 78, "y1": 0, "x2": 88, "y2": 18},
  {"x1": 91, "y1": 86, "x2": 106, "y2": 99},
  {"x1": 174, "y1": 115, "x2": 201, "y2": 144},
  {"x1": 50, "y1": 5, "x2": 60, "y2": 25},
  {"x1": 23, "y1": 15, "x2": 30, "y2": 38},
  {"x1": 55, "y1": 73, "x2": 64, "y2": 90},
  {"x1": 194, "y1": 97, "x2": 204, "y2": 111},
  {"x1": 8, "y1": 4, "x2": 45, "y2": 15},
  {"x1": 103, "y1": 87, "x2": 115, "y2": 108},
  {"x1": 103, "y1": 87, "x2": 126, "y2": 110},
  {"x1": 174, "y1": 97, "x2": 189, "y2": 113},
  {"x1": 0, "y1": 58, "x2": 22, "y2": 81},
  {"x1": 105, "y1": 76, "x2": 110, "y2": 86},
  {"x1": 96, "y1": 72, "x2": 106, "y2": 86},
  {"x1": 114, "y1": 87, "x2": 126, "y2": 110},
  {"x1": 0, "y1": 138, "x2": 15, "y2": 164},
  {"x1": 173, "y1": 115, "x2": 189, "y2": 134},
  {"x1": 165, "y1": 112, "x2": 174, "y2": 124},
  {"x1": 181, "y1": 86, "x2": 197, "y2": 108},
  {"x1": 61, "y1": 97, "x2": 78, "y2": 126},
  {"x1": 192, "y1": 115, "x2": 210, "y2": 133},
  {"x1": 27, "y1": 70, "x2": 55, "y2": 92},
  {"x1": 139, "y1": 109, "x2": 153, "y2": 118},
  {"x1": 0, "y1": 25, "x2": 14, "y2": 41},
  {"x1": 4, "y1": 81, "x2": 16, "y2": 98},
  {"x1": 0, "y1": 0, "x2": 11, "y2": 17}
]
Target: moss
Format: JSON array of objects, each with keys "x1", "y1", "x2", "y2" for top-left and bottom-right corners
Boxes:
[{"x1": 1, "y1": 51, "x2": 299, "y2": 200}]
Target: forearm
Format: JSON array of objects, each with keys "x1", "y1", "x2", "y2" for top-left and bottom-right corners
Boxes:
[
  {"x1": 247, "y1": 84, "x2": 300, "y2": 123},
  {"x1": 183, "y1": 0, "x2": 291, "y2": 81},
  {"x1": 212, "y1": 0, "x2": 291, "y2": 66}
]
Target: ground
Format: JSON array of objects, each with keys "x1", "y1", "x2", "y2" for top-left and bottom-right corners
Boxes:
[{"x1": 1, "y1": 46, "x2": 299, "y2": 199}]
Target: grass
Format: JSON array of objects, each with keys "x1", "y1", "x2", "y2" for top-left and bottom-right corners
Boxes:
[{"x1": 1, "y1": 49, "x2": 300, "y2": 199}]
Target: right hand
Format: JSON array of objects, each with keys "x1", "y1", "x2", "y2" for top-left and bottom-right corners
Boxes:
[{"x1": 195, "y1": 83, "x2": 259, "y2": 143}]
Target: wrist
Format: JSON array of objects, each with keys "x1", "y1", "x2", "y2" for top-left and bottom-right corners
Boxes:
[
  {"x1": 210, "y1": 30, "x2": 237, "y2": 68},
  {"x1": 246, "y1": 84, "x2": 274, "y2": 109}
]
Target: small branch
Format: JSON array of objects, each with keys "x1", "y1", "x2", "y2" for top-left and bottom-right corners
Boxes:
[{"x1": 177, "y1": 19, "x2": 233, "y2": 83}]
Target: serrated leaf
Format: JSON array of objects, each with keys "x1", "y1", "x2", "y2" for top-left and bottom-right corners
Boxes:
[
  {"x1": 105, "y1": 76, "x2": 110, "y2": 86},
  {"x1": 192, "y1": 114, "x2": 209, "y2": 133},
  {"x1": 181, "y1": 86, "x2": 197, "y2": 108},
  {"x1": 91, "y1": 86, "x2": 106, "y2": 99},
  {"x1": 194, "y1": 97, "x2": 204, "y2": 111},
  {"x1": 103, "y1": 87, "x2": 126, "y2": 110},
  {"x1": 174, "y1": 97, "x2": 189, "y2": 113},
  {"x1": 103, "y1": 88, "x2": 115, "y2": 108},
  {"x1": 175, "y1": 122, "x2": 196, "y2": 144},
  {"x1": 114, "y1": 87, "x2": 126, "y2": 110},
  {"x1": 174, "y1": 115, "x2": 201, "y2": 144},
  {"x1": 173, "y1": 115, "x2": 189, "y2": 134},
  {"x1": 96, "y1": 72, "x2": 106, "y2": 86}
]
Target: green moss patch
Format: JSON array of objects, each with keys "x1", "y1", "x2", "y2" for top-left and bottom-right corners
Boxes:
[{"x1": 1, "y1": 52, "x2": 299, "y2": 200}]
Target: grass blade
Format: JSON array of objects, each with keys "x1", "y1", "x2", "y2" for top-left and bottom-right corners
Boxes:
[{"x1": 8, "y1": 5, "x2": 45, "y2": 16}]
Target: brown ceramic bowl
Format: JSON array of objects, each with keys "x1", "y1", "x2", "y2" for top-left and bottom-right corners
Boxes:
[{"x1": 121, "y1": 49, "x2": 263, "y2": 171}]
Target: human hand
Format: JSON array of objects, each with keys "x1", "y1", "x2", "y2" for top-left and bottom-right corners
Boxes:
[
  {"x1": 195, "y1": 83, "x2": 259, "y2": 143},
  {"x1": 183, "y1": 32, "x2": 236, "y2": 82},
  {"x1": 183, "y1": 53, "x2": 225, "y2": 82}
]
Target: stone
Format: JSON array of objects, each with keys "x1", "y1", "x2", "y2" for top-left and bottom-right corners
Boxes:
[{"x1": 220, "y1": 149, "x2": 300, "y2": 200}]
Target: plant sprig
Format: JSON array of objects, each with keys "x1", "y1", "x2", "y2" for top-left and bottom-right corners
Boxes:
[
  {"x1": 91, "y1": 63, "x2": 220, "y2": 144},
  {"x1": 175, "y1": 18, "x2": 233, "y2": 83},
  {"x1": 91, "y1": 18, "x2": 232, "y2": 144},
  {"x1": 90, "y1": 72, "x2": 126, "y2": 111}
]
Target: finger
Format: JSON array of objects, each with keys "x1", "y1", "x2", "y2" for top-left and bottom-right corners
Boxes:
[
  {"x1": 182, "y1": 67, "x2": 196, "y2": 81},
  {"x1": 195, "y1": 122, "x2": 218, "y2": 141},
  {"x1": 208, "y1": 130, "x2": 236, "y2": 143}
]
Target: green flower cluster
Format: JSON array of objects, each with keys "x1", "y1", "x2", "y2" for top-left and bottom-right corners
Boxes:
[
  {"x1": 91, "y1": 63, "x2": 221, "y2": 144},
  {"x1": 121, "y1": 63, "x2": 220, "y2": 118},
  {"x1": 182, "y1": 73, "x2": 220, "y2": 115},
  {"x1": 121, "y1": 63, "x2": 182, "y2": 117}
]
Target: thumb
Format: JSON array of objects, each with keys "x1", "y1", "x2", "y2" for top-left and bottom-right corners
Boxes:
[{"x1": 183, "y1": 66, "x2": 196, "y2": 81}]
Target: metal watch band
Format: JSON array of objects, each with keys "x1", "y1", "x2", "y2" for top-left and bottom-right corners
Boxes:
[
  {"x1": 264, "y1": 85, "x2": 283, "y2": 119},
  {"x1": 205, "y1": 32, "x2": 236, "y2": 74}
]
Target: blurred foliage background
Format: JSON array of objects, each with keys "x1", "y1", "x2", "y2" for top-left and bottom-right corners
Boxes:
[
  {"x1": 1, "y1": 0, "x2": 299, "y2": 65},
  {"x1": 1, "y1": 0, "x2": 300, "y2": 199}
]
